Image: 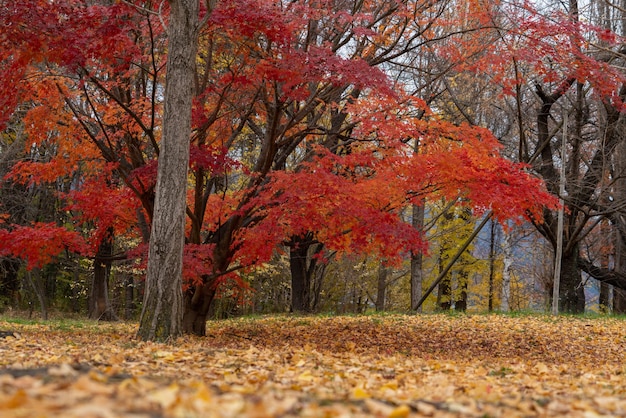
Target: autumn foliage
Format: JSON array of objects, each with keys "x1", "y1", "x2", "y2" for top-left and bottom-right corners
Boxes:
[
  {"x1": 0, "y1": 314, "x2": 625, "y2": 417},
  {"x1": 6, "y1": 0, "x2": 626, "y2": 324},
  {"x1": 0, "y1": 1, "x2": 558, "y2": 273}
]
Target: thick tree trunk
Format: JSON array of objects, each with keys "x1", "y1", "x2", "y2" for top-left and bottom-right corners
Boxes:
[
  {"x1": 289, "y1": 234, "x2": 326, "y2": 313},
  {"x1": 89, "y1": 228, "x2": 116, "y2": 321},
  {"x1": 89, "y1": 262, "x2": 112, "y2": 320},
  {"x1": 290, "y1": 241, "x2": 311, "y2": 313},
  {"x1": 182, "y1": 282, "x2": 216, "y2": 336},
  {"x1": 558, "y1": 248, "x2": 585, "y2": 313},
  {"x1": 137, "y1": 0, "x2": 198, "y2": 342},
  {"x1": 599, "y1": 282, "x2": 610, "y2": 313}
]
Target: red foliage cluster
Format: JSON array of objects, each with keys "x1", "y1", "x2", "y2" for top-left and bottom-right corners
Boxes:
[{"x1": 0, "y1": 0, "x2": 605, "y2": 291}]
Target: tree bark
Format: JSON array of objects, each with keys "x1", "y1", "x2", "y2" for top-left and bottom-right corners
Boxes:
[
  {"x1": 290, "y1": 238, "x2": 311, "y2": 313},
  {"x1": 376, "y1": 263, "x2": 388, "y2": 312},
  {"x1": 89, "y1": 227, "x2": 116, "y2": 321},
  {"x1": 599, "y1": 282, "x2": 610, "y2": 313},
  {"x1": 137, "y1": 0, "x2": 198, "y2": 342},
  {"x1": 289, "y1": 234, "x2": 325, "y2": 313},
  {"x1": 501, "y1": 229, "x2": 513, "y2": 311},
  {"x1": 124, "y1": 275, "x2": 135, "y2": 320},
  {"x1": 0, "y1": 258, "x2": 20, "y2": 310},
  {"x1": 410, "y1": 202, "x2": 425, "y2": 311},
  {"x1": 182, "y1": 282, "x2": 216, "y2": 336},
  {"x1": 26, "y1": 269, "x2": 47, "y2": 320},
  {"x1": 488, "y1": 220, "x2": 496, "y2": 312},
  {"x1": 438, "y1": 276, "x2": 451, "y2": 310},
  {"x1": 455, "y1": 271, "x2": 468, "y2": 312},
  {"x1": 614, "y1": 288, "x2": 626, "y2": 314},
  {"x1": 558, "y1": 248, "x2": 585, "y2": 313}
]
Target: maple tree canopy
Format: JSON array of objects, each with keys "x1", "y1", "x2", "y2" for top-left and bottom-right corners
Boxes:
[{"x1": 0, "y1": 0, "x2": 563, "y2": 286}]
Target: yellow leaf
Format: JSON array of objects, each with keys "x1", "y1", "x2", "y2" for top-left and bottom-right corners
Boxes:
[
  {"x1": 381, "y1": 381, "x2": 398, "y2": 391},
  {"x1": 389, "y1": 404, "x2": 411, "y2": 418},
  {"x1": 147, "y1": 383, "x2": 180, "y2": 409},
  {"x1": 298, "y1": 370, "x2": 314, "y2": 381},
  {"x1": 154, "y1": 350, "x2": 176, "y2": 361},
  {"x1": 91, "y1": 353, "x2": 105, "y2": 364},
  {"x1": 353, "y1": 387, "x2": 370, "y2": 399},
  {"x1": 534, "y1": 362, "x2": 550, "y2": 375}
]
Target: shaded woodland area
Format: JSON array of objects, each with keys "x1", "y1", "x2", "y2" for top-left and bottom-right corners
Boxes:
[{"x1": 2, "y1": 0, "x2": 626, "y2": 332}]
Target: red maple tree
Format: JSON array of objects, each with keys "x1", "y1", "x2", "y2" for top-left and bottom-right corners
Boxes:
[{"x1": 0, "y1": 0, "x2": 570, "y2": 334}]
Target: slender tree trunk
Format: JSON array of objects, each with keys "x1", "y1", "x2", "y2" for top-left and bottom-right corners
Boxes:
[
  {"x1": 137, "y1": 0, "x2": 198, "y2": 342},
  {"x1": 455, "y1": 272, "x2": 468, "y2": 312},
  {"x1": 501, "y1": 229, "x2": 513, "y2": 311},
  {"x1": 26, "y1": 269, "x2": 47, "y2": 320},
  {"x1": 437, "y1": 245, "x2": 451, "y2": 310},
  {"x1": 614, "y1": 288, "x2": 626, "y2": 314},
  {"x1": 616, "y1": 227, "x2": 626, "y2": 314},
  {"x1": 124, "y1": 275, "x2": 135, "y2": 320},
  {"x1": 488, "y1": 220, "x2": 496, "y2": 312},
  {"x1": 410, "y1": 202, "x2": 425, "y2": 311},
  {"x1": 89, "y1": 227, "x2": 116, "y2": 321},
  {"x1": 376, "y1": 262, "x2": 388, "y2": 312},
  {"x1": 0, "y1": 258, "x2": 20, "y2": 310},
  {"x1": 438, "y1": 276, "x2": 451, "y2": 310},
  {"x1": 599, "y1": 225, "x2": 611, "y2": 313},
  {"x1": 310, "y1": 252, "x2": 327, "y2": 312}
]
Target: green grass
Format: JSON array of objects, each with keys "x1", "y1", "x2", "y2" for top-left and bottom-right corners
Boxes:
[{"x1": 2, "y1": 309, "x2": 625, "y2": 333}]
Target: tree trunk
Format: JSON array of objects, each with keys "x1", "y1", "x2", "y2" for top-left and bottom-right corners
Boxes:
[
  {"x1": 614, "y1": 288, "x2": 626, "y2": 314},
  {"x1": 0, "y1": 258, "x2": 20, "y2": 310},
  {"x1": 437, "y1": 246, "x2": 451, "y2": 310},
  {"x1": 376, "y1": 263, "x2": 388, "y2": 312},
  {"x1": 124, "y1": 275, "x2": 135, "y2": 320},
  {"x1": 89, "y1": 227, "x2": 116, "y2": 321},
  {"x1": 438, "y1": 276, "x2": 451, "y2": 310},
  {"x1": 455, "y1": 272, "x2": 468, "y2": 312},
  {"x1": 309, "y1": 250, "x2": 327, "y2": 312},
  {"x1": 290, "y1": 239, "x2": 311, "y2": 313},
  {"x1": 488, "y1": 220, "x2": 496, "y2": 312},
  {"x1": 289, "y1": 234, "x2": 326, "y2": 313},
  {"x1": 410, "y1": 202, "x2": 425, "y2": 311},
  {"x1": 558, "y1": 248, "x2": 585, "y2": 313},
  {"x1": 182, "y1": 282, "x2": 216, "y2": 336},
  {"x1": 599, "y1": 282, "x2": 610, "y2": 313},
  {"x1": 137, "y1": 0, "x2": 198, "y2": 342},
  {"x1": 26, "y1": 269, "x2": 47, "y2": 320}
]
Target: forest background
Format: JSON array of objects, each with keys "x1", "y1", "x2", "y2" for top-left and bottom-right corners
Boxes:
[{"x1": 2, "y1": 0, "x2": 626, "y2": 335}]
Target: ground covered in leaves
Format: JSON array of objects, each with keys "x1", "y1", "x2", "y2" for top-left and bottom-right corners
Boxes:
[{"x1": 0, "y1": 314, "x2": 625, "y2": 417}]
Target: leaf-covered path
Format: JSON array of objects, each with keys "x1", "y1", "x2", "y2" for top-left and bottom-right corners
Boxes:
[{"x1": 0, "y1": 314, "x2": 625, "y2": 417}]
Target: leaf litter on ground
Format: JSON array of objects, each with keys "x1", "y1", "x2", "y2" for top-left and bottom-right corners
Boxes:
[{"x1": 0, "y1": 314, "x2": 625, "y2": 417}]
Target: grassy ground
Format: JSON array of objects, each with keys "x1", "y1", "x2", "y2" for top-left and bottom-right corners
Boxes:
[{"x1": 0, "y1": 313, "x2": 625, "y2": 417}]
